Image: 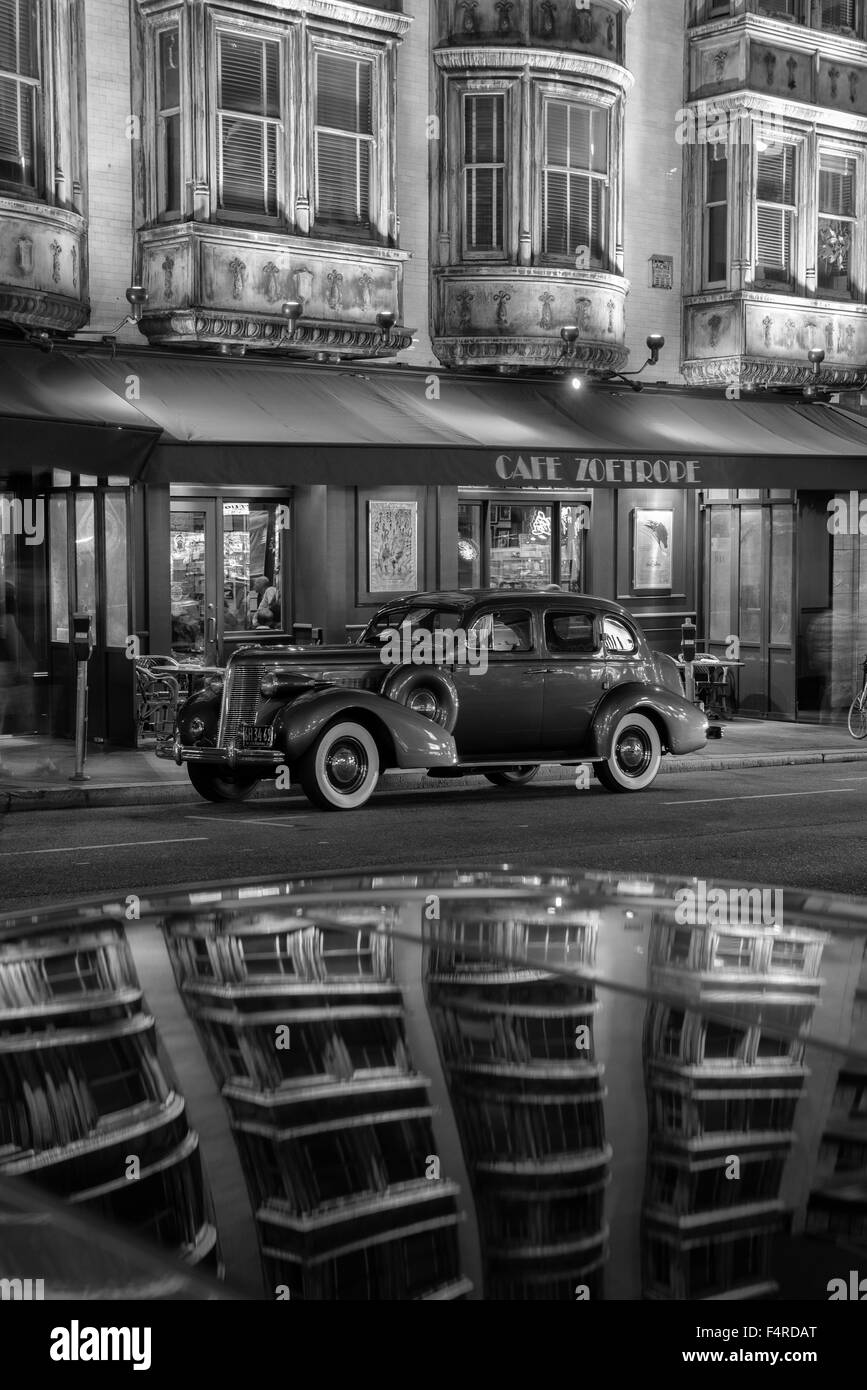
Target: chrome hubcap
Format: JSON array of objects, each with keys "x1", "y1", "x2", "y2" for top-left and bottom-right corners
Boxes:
[
  {"x1": 326, "y1": 740, "x2": 368, "y2": 792},
  {"x1": 617, "y1": 730, "x2": 651, "y2": 776}
]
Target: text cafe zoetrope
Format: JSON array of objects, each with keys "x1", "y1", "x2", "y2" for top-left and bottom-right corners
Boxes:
[{"x1": 494, "y1": 456, "x2": 703, "y2": 485}]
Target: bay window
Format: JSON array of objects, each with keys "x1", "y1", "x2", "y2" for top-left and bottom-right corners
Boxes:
[
  {"x1": 756, "y1": 144, "x2": 796, "y2": 286},
  {"x1": 156, "y1": 26, "x2": 181, "y2": 217},
  {"x1": 463, "y1": 92, "x2": 506, "y2": 256},
  {"x1": 543, "y1": 101, "x2": 608, "y2": 267},
  {"x1": 0, "y1": 0, "x2": 38, "y2": 191},
  {"x1": 704, "y1": 143, "x2": 729, "y2": 287},
  {"x1": 217, "y1": 31, "x2": 281, "y2": 218},
  {"x1": 818, "y1": 152, "x2": 856, "y2": 297},
  {"x1": 314, "y1": 50, "x2": 374, "y2": 230}
]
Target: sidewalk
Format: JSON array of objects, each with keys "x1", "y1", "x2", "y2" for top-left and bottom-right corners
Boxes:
[{"x1": 1, "y1": 720, "x2": 866, "y2": 813}]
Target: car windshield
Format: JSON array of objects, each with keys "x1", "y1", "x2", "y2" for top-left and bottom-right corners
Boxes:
[{"x1": 361, "y1": 606, "x2": 467, "y2": 643}]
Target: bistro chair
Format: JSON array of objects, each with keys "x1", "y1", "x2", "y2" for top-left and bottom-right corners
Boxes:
[
  {"x1": 135, "y1": 662, "x2": 180, "y2": 746},
  {"x1": 691, "y1": 653, "x2": 737, "y2": 720}
]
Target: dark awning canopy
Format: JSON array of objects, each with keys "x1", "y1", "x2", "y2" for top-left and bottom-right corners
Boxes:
[
  {"x1": 4, "y1": 342, "x2": 867, "y2": 489},
  {"x1": 0, "y1": 344, "x2": 162, "y2": 483}
]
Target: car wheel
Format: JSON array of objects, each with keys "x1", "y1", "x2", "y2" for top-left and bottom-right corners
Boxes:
[
  {"x1": 380, "y1": 666, "x2": 460, "y2": 733},
  {"x1": 848, "y1": 697, "x2": 867, "y2": 740},
  {"x1": 596, "y1": 712, "x2": 662, "y2": 792},
  {"x1": 484, "y1": 766, "x2": 540, "y2": 787},
  {"x1": 187, "y1": 765, "x2": 259, "y2": 803},
  {"x1": 298, "y1": 720, "x2": 380, "y2": 811}
]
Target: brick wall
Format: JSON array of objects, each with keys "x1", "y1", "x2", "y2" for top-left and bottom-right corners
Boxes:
[
  {"x1": 82, "y1": 0, "x2": 137, "y2": 340},
  {"x1": 623, "y1": 0, "x2": 685, "y2": 382}
]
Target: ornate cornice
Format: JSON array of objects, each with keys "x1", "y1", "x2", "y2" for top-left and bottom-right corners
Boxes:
[
  {"x1": 137, "y1": 221, "x2": 409, "y2": 264},
  {"x1": 141, "y1": 309, "x2": 413, "y2": 358},
  {"x1": 433, "y1": 45, "x2": 634, "y2": 91},
  {"x1": 432, "y1": 336, "x2": 628, "y2": 371},
  {"x1": 682, "y1": 355, "x2": 865, "y2": 388},
  {"x1": 0, "y1": 197, "x2": 85, "y2": 234},
  {"x1": 691, "y1": 12, "x2": 867, "y2": 64},
  {"x1": 682, "y1": 87, "x2": 867, "y2": 133},
  {"x1": 0, "y1": 290, "x2": 89, "y2": 333},
  {"x1": 135, "y1": 0, "x2": 412, "y2": 39}
]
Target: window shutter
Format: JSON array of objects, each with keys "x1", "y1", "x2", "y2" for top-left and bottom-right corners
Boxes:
[
  {"x1": 821, "y1": 0, "x2": 855, "y2": 27},
  {"x1": 0, "y1": 75, "x2": 35, "y2": 183},
  {"x1": 464, "y1": 93, "x2": 504, "y2": 252},
  {"x1": 219, "y1": 34, "x2": 279, "y2": 118},
  {"x1": 317, "y1": 52, "x2": 372, "y2": 135},
  {"x1": 544, "y1": 170, "x2": 568, "y2": 256},
  {"x1": 0, "y1": 0, "x2": 37, "y2": 77},
  {"x1": 757, "y1": 205, "x2": 787, "y2": 270},
  {"x1": 757, "y1": 147, "x2": 794, "y2": 203}
]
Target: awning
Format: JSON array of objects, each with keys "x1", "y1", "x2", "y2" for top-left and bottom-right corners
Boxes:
[
  {"x1": 6, "y1": 343, "x2": 867, "y2": 488},
  {"x1": 0, "y1": 344, "x2": 161, "y2": 483}
]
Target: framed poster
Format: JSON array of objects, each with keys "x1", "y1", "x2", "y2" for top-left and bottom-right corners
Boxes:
[
  {"x1": 633, "y1": 508, "x2": 673, "y2": 591},
  {"x1": 368, "y1": 500, "x2": 418, "y2": 593}
]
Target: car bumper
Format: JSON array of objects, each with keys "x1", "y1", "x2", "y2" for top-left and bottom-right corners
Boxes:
[{"x1": 164, "y1": 737, "x2": 286, "y2": 771}]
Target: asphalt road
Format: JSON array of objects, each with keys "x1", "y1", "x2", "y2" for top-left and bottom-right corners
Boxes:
[{"x1": 1, "y1": 760, "x2": 867, "y2": 914}]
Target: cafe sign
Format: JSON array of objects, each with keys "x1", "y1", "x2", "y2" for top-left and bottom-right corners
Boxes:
[{"x1": 494, "y1": 455, "x2": 702, "y2": 485}]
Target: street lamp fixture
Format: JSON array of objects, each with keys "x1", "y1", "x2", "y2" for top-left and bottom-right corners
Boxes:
[
  {"x1": 377, "y1": 310, "x2": 397, "y2": 347},
  {"x1": 125, "y1": 285, "x2": 148, "y2": 323},
  {"x1": 281, "y1": 300, "x2": 302, "y2": 342},
  {"x1": 559, "y1": 328, "x2": 665, "y2": 393}
]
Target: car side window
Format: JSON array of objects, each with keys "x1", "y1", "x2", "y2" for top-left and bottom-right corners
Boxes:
[
  {"x1": 471, "y1": 608, "x2": 534, "y2": 653},
  {"x1": 602, "y1": 617, "x2": 638, "y2": 655},
  {"x1": 545, "y1": 611, "x2": 599, "y2": 656}
]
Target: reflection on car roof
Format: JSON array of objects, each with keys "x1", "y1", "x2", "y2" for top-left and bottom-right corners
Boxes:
[{"x1": 383, "y1": 590, "x2": 635, "y2": 616}]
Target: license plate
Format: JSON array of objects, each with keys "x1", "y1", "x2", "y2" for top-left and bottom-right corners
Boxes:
[{"x1": 240, "y1": 724, "x2": 275, "y2": 749}]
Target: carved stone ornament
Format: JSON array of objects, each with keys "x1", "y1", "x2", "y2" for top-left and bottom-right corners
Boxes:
[
  {"x1": 494, "y1": 289, "x2": 511, "y2": 327},
  {"x1": 292, "y1": 268, "x2": 314, "y2": 310},
  {"x1": 494, "y1": 0, "x2": 513, "y2": 35},
  {"x1": 229, "y1": 258, "x2": 247, "y2": 300},
  {"x1": 825, "y1": 321, "x2": 835, "y2": 352},
  {"x1": 764, "y1": 52, "x2": 776, "y2": 86},
  {"x1": 458, "y1": 0, "x2": 478, "y2": 36},
  {"x1": 762, "y1": 315, "x2": 772, "y2": 348},
  {"x1": 575, "y1": 296, "x2": 592, "y2": 332},
  {"x1": 262, "y1": 263, "x2": 281, "y2": 303},
  {"x1": 713, "y1": 49, "x2": 728, "y2": 82},
  {"x1": 784, "y1": 319, "x2": 797, "y2": 350},
  {"x1": 538, "y1": 292, "x2": 554, "y2": 329},
  {"x1": 49, "y1": 241, "x2": 62, "y2": 285},
  {"x1": 708, "y1": 314, "x2": 723, "y2": 348},
  {"x1": 540, "y1": 1, "x2": 556, "y2": 38},
  {"x1": 16, "y1": 236, "x2": 33, "y2": 274},
  {"x1": 849, "y1": 71, "x2": 859, "y2": 104},
  {"x1": 357, "y1": 272, "x2": 374, "y2": 309},
  {"x1": 607, "y1": 15, "x2": 616, "y2": 49},
  {"x1": 456, "y1": 290, "x2": 474, "y2": 330},
  {"x1": 786, "y1": 57, "x2": 797, "y2": 90},
  {"x1": 162, "y1": 256, "x2": 175, "y2": 300},
  {"x1": 829, "y1": 66, "x2": 840, "y2": 99},
  {"x1": 575, "y1": 8, "x2": 594, "y2": 43},
  {"x1": 327, "y1": 269, "x2": 344, "y2": 310},
  {"x1": 70, "y1": 245, "x2": 77, "y2": 289},
  {"x1": 606, "y1": 299, "x2": 615, "y2": 333}
]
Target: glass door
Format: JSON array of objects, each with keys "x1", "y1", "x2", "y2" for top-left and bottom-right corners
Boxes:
[{"x1": 170, "y1": 499, "x2": 288, "y2": 664}]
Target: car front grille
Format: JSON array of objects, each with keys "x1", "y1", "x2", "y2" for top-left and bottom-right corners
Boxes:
[{"x1": 218, "y1": 664, "x2": 264, "y2": 744}]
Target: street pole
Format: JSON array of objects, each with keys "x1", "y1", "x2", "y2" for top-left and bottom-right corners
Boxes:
[{"x1": 70, "y1": 659, "x2": 90, "y2": 782}]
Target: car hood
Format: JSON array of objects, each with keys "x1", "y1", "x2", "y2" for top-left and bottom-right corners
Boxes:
[{"x1": 226, "y1": 641, "x2": 388, "y2": 691}]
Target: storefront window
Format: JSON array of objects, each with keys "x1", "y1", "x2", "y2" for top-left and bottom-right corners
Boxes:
[
  {"x1": 489, "y1": 504, "x2": 552, "y2": 590},
  {"x1": 49, "y1": 495, "x2": 69, "y2": 643},
  {"x1": 559, "y1": 505, "x2": 588, "y2": 593},
  {"x1": 770, "y1": 506, "x2": 793, "y2": 646},
  {"x1": 739, "y1": 506, "x2": 763, "y2": 645},
  {"x1": 708, "y1": 507, "x2": 732, "y2": 643},
  {"x1": 222, "y1": 501, "x2": 283, "y2": 632},
  {"x1": 74, "y1": 494, "x2": 96, "y2": 619},
  {"x1": 458, "y1": 504, "x2": 482, "y2": 588},
  {"x1": 103, "y1": 494, "x2": 129, "y2": 649}
]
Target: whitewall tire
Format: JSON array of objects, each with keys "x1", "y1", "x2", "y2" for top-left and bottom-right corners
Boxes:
[
  {"x1": 299, "y1": 721, "x2": 381, "y2": 811},
  {"x1": 595, "y1": 713, "x2": 662, "y2": 793}
]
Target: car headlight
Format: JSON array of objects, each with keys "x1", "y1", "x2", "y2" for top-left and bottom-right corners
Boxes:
[
  {"x1": 189, "y1": 717, "x2": 206, "y2": 739},
  {"x1": 260, "y1": 672, "x2": 279, "y2": 699}
]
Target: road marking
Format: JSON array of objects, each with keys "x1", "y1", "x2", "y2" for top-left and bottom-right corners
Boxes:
[
  {"x1": 833, "y1": 775, "x2": 867, "y2": 781},
  {"x1": 0, "y1": 836, "x2": 208, "y2": 859},
  {"x1": 664, "y1": 788, "x2": 859, "y2": 807},
  {"x1": 184, "y1": 815, "x2": 307, "y2": 829}
]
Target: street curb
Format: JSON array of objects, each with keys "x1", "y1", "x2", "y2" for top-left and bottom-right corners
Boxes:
[{"x1": 2, "y1": 748, "x2": 867, "y2": 812}]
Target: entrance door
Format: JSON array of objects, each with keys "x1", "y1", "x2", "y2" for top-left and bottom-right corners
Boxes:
[{"x1": 170, "y1": 499, "x2": 288, "y2": 665}]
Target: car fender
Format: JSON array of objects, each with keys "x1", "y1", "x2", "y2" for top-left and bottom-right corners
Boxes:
[
  {"x1": 587, "y1": 682, "x2": 708, "y2": 758},
  {"x1": 274, "y1": 687, "x2": 458, "y2": 769}
]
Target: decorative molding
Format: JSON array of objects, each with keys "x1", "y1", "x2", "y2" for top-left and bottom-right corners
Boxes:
[
  {"x1": 262, "y1": 262, "x2": 281, "y2": 303},
  {"x1": 433, "y1": 335, "x2": 628, "y2": 371},
  {"x1": 0, "y1": 290, "x2": 88, "y2": 332},
  {"x1": 135, "y1": 0, "x2": 412, "y2": 39},
  {"x1": 433, "y1": 45, "x2": 635, "y2": 91},
  {"x1": 16, "y1": 237, "x2": 33, "y2": 274},
  {"x1": 229, "y1": 258, "x2": 247, "y2": 300},
  {"x1": 162, "y1": 256, "x2": 175, "y2": 300},
  {"x1": 140, "y1": 309, "x2": 413, "y2": 358},
  {"x1": 682, "y1": 356, "x2": 864, "y2": 388}
]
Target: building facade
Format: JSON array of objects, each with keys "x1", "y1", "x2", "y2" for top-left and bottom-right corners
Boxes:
[{"x1": 1, "y1": 0, "x2": 867, "y2": 746}]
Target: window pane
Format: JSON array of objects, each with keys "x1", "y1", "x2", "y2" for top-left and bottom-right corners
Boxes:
[
  {"x1": 819, "y1": 155, "x2": 855, "y2": 215},
  {"x1": 488, "y1": 505, "x2": 552, "y2": 589},
  {"x1": 0, "y1": 0, "x2": 37, "y2": 77},
  {"x1": 158, "y1": 27, "x2": 180, "y2": 110},
  {"x1": 770, "y1": 505, "x2": 793, "y2": 645},
  {"x1": 103, "y1": 494, "x2": 129, "y2": 649},
  {"x1": 0, "y1": 73, "x2": 35, "y2": 186},
  {"x1": 49, "y1": 495, "x2": 69, "y2": 643},
  {"x1": 708, "y1": 507, "x2": 732, "y2": 643},
  {"x1": 464, "y1": 94, "x2": 505, "y2": 253},
  {"x1": 458, "y1": 503, "x2": 482, "y2": 588},
  {"x1": 757, "y1": 147, "x2": 795, "y2": 203},
  {"x1": 219, "y1": 33, "x2": 279, "y2": 118},
  {"x1": 223, "y1": 502, "x2": 284, "y2": 633},
  {"x1": 220, "y1": 116, "x2": 277, "y2": 215},
  {"x1": 317, "y1": 52, "x2": 372, "y2": 135},
  {"x1": 559, "y1": 505, "x2": 587, "y2": 593},
  {"x1": 170, "y1": 508, "x2": 206, "y2": 657},
  {"x1": 738, "y1": 506, "x2": 763, "y2": 646},
  {"x1": 317, "y1": 131, "x2": 370, "y2": 224}
]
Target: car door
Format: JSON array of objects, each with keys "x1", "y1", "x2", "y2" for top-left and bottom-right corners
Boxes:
[
  {"x1": 540, "y1": 607, "x2": 608, "y2": 752},
  {"x1": 452, "y1": 605, "x2": 543, "y2": 756}
]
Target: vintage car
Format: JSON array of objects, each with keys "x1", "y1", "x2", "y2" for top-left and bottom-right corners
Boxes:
[{"x1": 164, "y1": 590, "x2": 713, "y2": 811}]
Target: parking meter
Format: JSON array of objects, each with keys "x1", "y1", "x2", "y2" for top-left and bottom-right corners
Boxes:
[
  {"x1": 70, "y1": 613, "x2": 93, "y2": 782},
  {"x1": 681, "y1": 617, "x2": 697, "y2": 665},
  {"x1": 72, "y1": 612, "x2": 94, "y2": 664}
]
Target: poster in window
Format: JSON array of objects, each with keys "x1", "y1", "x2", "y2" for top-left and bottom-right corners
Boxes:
[
  {"x1": 368, "y1": 500, "x2": 418, "y2": 593},
  {"x1": 633, "y1": 509, "x2": 673, "y2": 591}
]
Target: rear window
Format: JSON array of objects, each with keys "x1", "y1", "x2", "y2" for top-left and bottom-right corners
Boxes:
[
  {"x1": 545, "y1": 612, "x2": 598, "y2": 655},
  {"x1": 602, "y1": 617, "x2": 638, "y2": 654}
]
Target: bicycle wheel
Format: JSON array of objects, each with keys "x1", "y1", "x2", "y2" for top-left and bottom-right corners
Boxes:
[{"x1": 847, "y1": 696, "x2": 867, "y2": 739}]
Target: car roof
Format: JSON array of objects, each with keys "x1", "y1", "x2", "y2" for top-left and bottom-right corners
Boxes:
[{"x1": 375, "y1": 590, "x2": 640, "y2": 620}]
